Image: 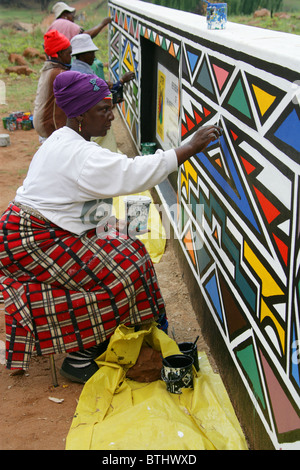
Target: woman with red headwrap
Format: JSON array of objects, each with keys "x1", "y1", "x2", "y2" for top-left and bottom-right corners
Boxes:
[
  {"x1": 0, "y1": 71, "x2": 222, "y2": 384},
  {"x1": 33, "y1": 30, "x2": 72, "y2": 140}
]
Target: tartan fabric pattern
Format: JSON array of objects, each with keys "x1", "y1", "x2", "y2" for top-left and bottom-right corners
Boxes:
[{"x1": 0, "y1": 204, "x2": 165, "y2": 370}]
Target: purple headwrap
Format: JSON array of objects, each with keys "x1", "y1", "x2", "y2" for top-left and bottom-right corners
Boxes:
[{"x1": 53, "y1": 71, "x2": 111, "y2": 118}]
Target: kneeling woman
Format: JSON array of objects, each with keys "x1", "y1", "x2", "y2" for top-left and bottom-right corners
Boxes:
[{"x1": 0, "y1": 71, "x2": 221, "y2": 383}]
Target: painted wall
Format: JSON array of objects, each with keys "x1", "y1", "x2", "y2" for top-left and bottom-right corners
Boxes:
[{"x1": 107, "y1": 0, "x2": 300, "y2": 450}]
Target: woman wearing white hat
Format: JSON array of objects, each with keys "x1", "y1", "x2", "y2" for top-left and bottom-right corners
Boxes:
[
  {"x1": 47, "y1": 2, "x2": 112, "y2": 40},
  {"x1": 70, "y1": 34, "x2": 135, "y2": 91}
]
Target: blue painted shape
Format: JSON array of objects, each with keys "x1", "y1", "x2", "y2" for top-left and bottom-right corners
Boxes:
[
  {"x1": 187, "y1": 51, "x2": 199, "y2": 74},
  {"x1": 274, "y1": 108, "x2": 300, "y2": 153},
  {"x1": 197, "y1": 135, "x2": 260, "y2": 233},
  {"x1": 205, "y1": 273, "x2": 224, "y2": 323},
  {"x1": 112, "y1": 61, "x2": 120, "y2": 81}
]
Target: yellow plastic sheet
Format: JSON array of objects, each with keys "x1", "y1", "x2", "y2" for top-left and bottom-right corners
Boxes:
[
  {"x1": 113, "y1": 191, "x2": 166, "y2": 264},
  {"x1": 66, "y1": 324, "x2": 248, "y2": 450}
]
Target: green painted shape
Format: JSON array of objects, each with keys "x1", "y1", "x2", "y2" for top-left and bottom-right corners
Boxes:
[
  {"x1": 161, "y1": 37, "x2": 168, "y2": 51},
  {"x1": 236, "y1": 344, "x2": 266, "y2": 409},
  {"x1": 196, "y1": 191, "x2": 257, "y2": 312},
  {"x1": 228, "y1": 79, "x2": 252, "y2": 119}
]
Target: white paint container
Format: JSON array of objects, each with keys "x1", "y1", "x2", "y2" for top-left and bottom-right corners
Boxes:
[{"x1": 0, "y1": 134, "x2": 10, "y2": 146}]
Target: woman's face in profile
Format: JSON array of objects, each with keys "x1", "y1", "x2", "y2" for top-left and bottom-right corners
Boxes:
[{"x1": 81, "y1": 99, "x2": 114, "y2": 139}]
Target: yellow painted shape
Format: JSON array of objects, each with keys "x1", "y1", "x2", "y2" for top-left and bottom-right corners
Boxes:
[
  {"x1": 261, "y1": 298, "x2": 285, "y2": 354},
  {"x1": 244, "y1": 242, "x2": 285, "y2": 352},
  {"x1": 252, "y1": 85, "x2": 276, "y2": 117},
  {"x1": 244, "y1": 242, "x2": 284, "y2": 297},
  {"x1": 123, "y1": 42, "x2": 134, "y2": 72},
  {"x1": 126, "y1": 109, "x2": 131, "y2": 127},
  {"x1": 181, "y1": 161, "x2": 198, "y2": 198}
]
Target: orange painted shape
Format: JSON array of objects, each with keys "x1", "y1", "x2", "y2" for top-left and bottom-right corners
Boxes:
[{"x1": 184, "y1": 230, "x2": 196, "y2": 265}]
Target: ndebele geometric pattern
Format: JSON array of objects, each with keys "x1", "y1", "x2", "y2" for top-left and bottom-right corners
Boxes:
[{"x1": 108, "y1": 1, "x2": 300, "y2": 448}]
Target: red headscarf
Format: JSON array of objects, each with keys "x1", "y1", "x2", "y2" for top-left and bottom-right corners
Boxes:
[{"x1": 44, "y1": 30, "x2": 71, "y2": 58}]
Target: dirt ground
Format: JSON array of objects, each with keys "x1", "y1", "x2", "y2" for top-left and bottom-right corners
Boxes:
[{"x1": 0, "y1": 109, "x2": 218, "y2": 450}]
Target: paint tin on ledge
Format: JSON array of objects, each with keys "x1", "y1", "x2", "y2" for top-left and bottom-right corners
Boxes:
[{"x1": 206, "y1": 2, "x2": 227, "y2": 30}]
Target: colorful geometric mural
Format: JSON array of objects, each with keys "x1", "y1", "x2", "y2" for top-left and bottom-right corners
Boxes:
[{"x1": 108, "y1": 1, "x2": 300, "y2": 449}]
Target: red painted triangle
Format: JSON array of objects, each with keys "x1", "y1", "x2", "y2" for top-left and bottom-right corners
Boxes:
[
  {"x1": 273, "y1": 233, "x2": 288, "y2": 265},
  {"x1": 181, "y1": 123, "x2": 188, "y2": 137},
  {"x1": 253, "y1": 186, "x2": 280, "y2": 224},
  {"x1": 194, "y1": 110, "x2": 202, "y2": 124},
  {"x1": 230, "y1": 130, "x2": 238, "y2": 141},
  {"x1": 203, "y1": 107, "x2": 211, "y2": 117},
  {"x1": 241, "y1": 156, "x2": 256, "y2": 175},
  {"x1": 186, "y1": 114, "x2": 195, "y2": 131}
]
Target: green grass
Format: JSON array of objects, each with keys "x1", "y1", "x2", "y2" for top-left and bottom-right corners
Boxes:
[
  {"x1": 282, "y1": 0, "x2": 300, "y2": 12},
  {"x1": 0, "y1": 6, "x2": 45, "y2": 24},
  {"x1": 0, "y1": 2, "x2": 110, "y2": 115},
  {"x1": 229, "y1": 12, "x2": 300, "y2": 35}
]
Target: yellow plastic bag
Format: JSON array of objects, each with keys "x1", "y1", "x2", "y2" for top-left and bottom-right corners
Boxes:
[
  {"x1": 66, "y1": 324, "x2": 248, "y2": 450},
  {"x1": 113, "y1": 191, "x2": 166, "y2": 263}
]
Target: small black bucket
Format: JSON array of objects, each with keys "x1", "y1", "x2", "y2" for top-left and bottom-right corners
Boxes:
[
  {"x1": 161, "y1": 354, "x2": 194, "y2": 394},
  {"x1": 178, "y1": 341, "x2": 200, "y2": 371}
]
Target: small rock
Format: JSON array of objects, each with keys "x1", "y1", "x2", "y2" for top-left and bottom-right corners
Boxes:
[
  {"x1": 253, "y1": 8, "x2": 271, "y2": 18},
  {"x1": 48, "y1": 396, "x2": 64, "y2": 404}
]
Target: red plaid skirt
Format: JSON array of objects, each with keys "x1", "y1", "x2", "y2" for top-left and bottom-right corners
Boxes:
[{"x1": 0, "y1": 203, "x2": 165, "y2": 370}]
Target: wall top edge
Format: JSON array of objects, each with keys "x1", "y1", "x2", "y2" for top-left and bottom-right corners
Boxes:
[{"x1": 109, "y1": 0, "x2": 300, "y2": 72}]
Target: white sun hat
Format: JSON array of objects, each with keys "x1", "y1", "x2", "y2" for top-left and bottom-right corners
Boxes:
[
  {"x1": 52, "y1": 2, "x2": 76, "y2": 19},
  {"x1": 70, "y1": 34, "x2": 99, "y2": 55}
]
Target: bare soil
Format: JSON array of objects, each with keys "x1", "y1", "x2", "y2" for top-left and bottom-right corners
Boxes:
[{"x1": 0, "y1": 110, "x2": 216, "y2": 450}]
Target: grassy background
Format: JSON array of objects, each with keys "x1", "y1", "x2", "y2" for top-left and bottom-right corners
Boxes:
[
  {"x1": 0, "y1": 0, "x2": 299, "y2": 115},
  {"x1": 0, "y1": 1, "x2": 110, "y2": 115},
  {"x1": 282, "y1": 0, "x2": 299, "y2": 12}
]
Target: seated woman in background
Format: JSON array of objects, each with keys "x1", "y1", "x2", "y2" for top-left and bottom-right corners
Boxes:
[{"x1": 0, "y1": 71, "x2": 221, "y2": 384}]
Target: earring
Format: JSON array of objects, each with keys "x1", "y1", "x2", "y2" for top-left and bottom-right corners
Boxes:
[{"x1": 78, "y1": 121, "x2": 82, "y2": 133}]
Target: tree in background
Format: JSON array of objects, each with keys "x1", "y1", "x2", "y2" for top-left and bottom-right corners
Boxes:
[
  {"x1": 140, "y1": 0, "x2": 283, "y2": 15},
  {"x1": 140, "y1": 0, "x2": 204, "y2": 15}
]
